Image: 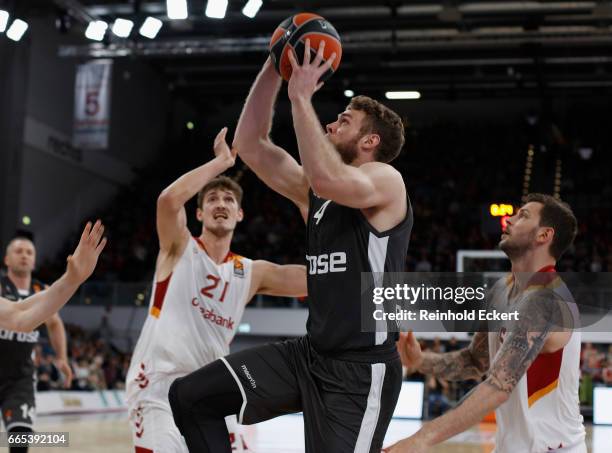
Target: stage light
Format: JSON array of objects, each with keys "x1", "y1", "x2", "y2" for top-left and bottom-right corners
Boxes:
[
  {"x1": 167, "y1": 0, "x2": 188, "y2": 20},
  {"x1": 112, "y1": 18, "x2": 134, "y2": 38},
  {"x1": 6, "y1": 19, "x2": 28, "y2": 41},
  {"x1": 206, "y1": 0, "x2": 228, "y2": 19},
  {"x1": 242, "y1": 0, "x2": 263, "y2": 18},
  {"x1": 0, "y1": 10, "x2": 9, "y2": 33},
  {"x1": 85, "y1": 20, "x2": 108, "y2": 41},
  {"x1": 385, "y1": 91, "x2": 421, "y2": 100},
  {"x1": 139, "y1": 16, "x2": 163, "y2": 39},
  {"x1": 22, "y1": 216, "x2": 31, "y2": 226},
  {"x1": 344, "y1": 89, "x2": 354, "y2": 97}
]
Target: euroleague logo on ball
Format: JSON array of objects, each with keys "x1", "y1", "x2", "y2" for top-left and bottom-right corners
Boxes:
[{"x1": 269, "y1": 12, "x2": 342, "y2": 82}]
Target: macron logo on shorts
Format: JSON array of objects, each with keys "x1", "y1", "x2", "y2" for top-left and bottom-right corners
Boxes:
[{"x1": 241, "y1": 365, "x2": 257, "y2": 389}]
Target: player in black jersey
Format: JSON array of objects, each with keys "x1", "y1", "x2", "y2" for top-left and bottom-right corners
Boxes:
[
  {"x1": 0, "y1": 221, "x2": 106, "y2": 453},
  {"x1": 169, "y1": 41, "x2": 412, "y2": 453}
]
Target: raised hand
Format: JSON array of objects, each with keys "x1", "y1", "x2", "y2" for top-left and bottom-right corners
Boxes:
[
  {"x1": 65, "y1": 220, "x2": 107, "y2": 285},
  {"x1": 213, "y1": 127, "x2": 237, "y2": 167},
  {"x1": 287, "y1": 39, "x2": 336, "y2": 102}
]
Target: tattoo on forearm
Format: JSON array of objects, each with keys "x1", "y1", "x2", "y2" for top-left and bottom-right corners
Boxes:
[
  {"x1": 420, "y1": 333, "x2": 489, "y2": 381},
  {"x1": 487, "y1": 293, "x2": 560, "y2": 394}
]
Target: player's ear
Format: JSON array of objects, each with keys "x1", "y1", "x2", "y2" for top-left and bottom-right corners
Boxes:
[
  {"x1": 237, "y1": 208, "x2": 244, "y2": 223},
  {"x1": 361, "y1": 133, "x2": 380, "y2": 152},
  {"x1": 538, "y1": 226, "x2": 554, "y2": 246},
  {"x1": 196, "y1": 207, "x2": 204, "y2": 222}
]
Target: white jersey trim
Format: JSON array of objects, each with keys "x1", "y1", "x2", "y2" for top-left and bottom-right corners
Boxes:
[
  {"x1": 220, "y1": 357, "x2": 247, "y2": 424},
  {"x1": 368, "y1": 232, "x2": 389, "y2": 346},
  {"x1": 355, "y1": 362, "x2": 386, "y2": 452}
]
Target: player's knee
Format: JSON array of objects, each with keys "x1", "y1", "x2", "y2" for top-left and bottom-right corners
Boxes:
[{"x1": 169, "y1": 361, "x2": 240, "y2": 426}]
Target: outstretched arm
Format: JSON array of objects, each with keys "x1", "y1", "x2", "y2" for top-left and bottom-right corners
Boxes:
[
  {"x1": 398, "y1": 331, "x2": 489, "y2": 381},
  {"x1": 384, "y1": 295, "x2": 560, "y2": 453},
  {"x1": 157, "y1": 127, "x2": 236, "y2": 256},
  {"x1": 233, "y1": 58, "x2": 309, "y2": 217},
  {"x1": 287, "y1": 40, "x2": 403, "y2": 209},
  {"x1": 248, "y1": 261, "x2": 307, "y2": 300},
  {"x1": 0, "y1": 221, "x2": 107, "y2": 332}
]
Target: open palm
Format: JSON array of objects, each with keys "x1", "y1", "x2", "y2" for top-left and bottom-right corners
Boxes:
[
  {"x1": 213, "y1": 127, "x2": 237, "y2": 166},
  {"x1": 66, "y1": 220, "x2": 107, "y2": 284}
]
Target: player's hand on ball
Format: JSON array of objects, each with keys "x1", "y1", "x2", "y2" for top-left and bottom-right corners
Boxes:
[
  {"x1": 66, "y1": 220, "x2": 107, "y2": 285},
  {"x1": 382, "y1": 435, "x2": 429, "y2": 453},
  {"x1": 397, "y1": 331, "x2": 423, "y2": 374},
  {"x1": 287, "y1": 39, "x2": 336, "y2": 102},
  {"x1": 213, "y1": 127, "x2": 237, "y2": 167}
]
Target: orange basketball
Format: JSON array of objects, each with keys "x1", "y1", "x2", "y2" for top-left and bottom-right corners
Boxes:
[{"x1": 269, "y1": 13, "x2": 342, "y2": 82}]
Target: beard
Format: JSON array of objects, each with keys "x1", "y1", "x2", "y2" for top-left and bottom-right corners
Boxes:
[
  {"x1": 334, "y1": 136, "x2": 360, "y2": 164},
  {"x1": 499, "y1": 229, "x2": 536, "y2": 259}
]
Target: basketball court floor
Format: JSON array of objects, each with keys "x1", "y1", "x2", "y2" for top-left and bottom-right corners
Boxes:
[{"x1": 31, "y1": 411, "x2": 606, "y2": 452}]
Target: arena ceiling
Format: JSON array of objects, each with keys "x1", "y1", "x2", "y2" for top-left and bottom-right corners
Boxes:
[{"x1": 26, "y1": 1, "x2": 612, "y2": 99}]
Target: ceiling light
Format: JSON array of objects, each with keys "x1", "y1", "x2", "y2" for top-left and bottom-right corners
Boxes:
[{"x1": 139, "y1": 16, "x2": 163, "y2": 39}]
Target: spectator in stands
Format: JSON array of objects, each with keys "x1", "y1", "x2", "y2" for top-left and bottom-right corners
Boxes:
[
  {"x1": 582, "y1": 353, "x2": 603, "y2": 383},
  {"x1": 36, "y1": 352, "x2": 59, "y2": 391},
  {"x1": 72, "y1": 358, "x2": 92, "y2": 391},
  {"x1": 446, "y1": 337, "x2": 460, "y2": 352},
  {"x1": 426, "y1": 375, "x2": 452, "y2": 418},
  {"x1": 88, "y1": 354, "x2": 107, "y2": 390}
]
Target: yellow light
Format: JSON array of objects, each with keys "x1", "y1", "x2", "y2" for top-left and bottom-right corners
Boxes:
[
  {"x1": 490, "y1": 203, "x2": 514, "y2": 217},
  {"x1": 186, "y1": 121, "x2": 194, "y2": 130},
  {"x1": 22, "y1": 216, "x2": 31, "y2": 225}
]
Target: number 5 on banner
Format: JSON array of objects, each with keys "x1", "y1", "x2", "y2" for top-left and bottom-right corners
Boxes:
[{"x1": 85, "y1": 90, "x2": 100, "y2": 116}]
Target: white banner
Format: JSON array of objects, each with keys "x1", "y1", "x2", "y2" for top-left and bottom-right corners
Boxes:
[
  {"x1": 73, "y1": 59, "x2": 113, "y2": 149},
  {"x1": 35, "y1": 390, "x2": 126, "y2": 415}
]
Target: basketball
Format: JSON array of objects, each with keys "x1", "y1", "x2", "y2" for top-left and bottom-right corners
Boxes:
[{"x1": 269, "y1": 13, "x2": 342, "y2": 82}]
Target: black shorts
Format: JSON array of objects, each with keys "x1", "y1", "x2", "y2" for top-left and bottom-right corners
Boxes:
[
  {"x1": 0, "y1": 374, "x2": 36, "y2": 431},
  {"x1": 222, "y1": 336, "x2": 402, "y2": 453}
]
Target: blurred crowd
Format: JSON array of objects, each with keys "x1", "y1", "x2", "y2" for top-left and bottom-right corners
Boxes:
[
  {"x1": 35, "y1": 324, "x2": 131, "y2": 391},
  {"x1": 37, "y1": 108, "x2": 612, "y2": 285}
]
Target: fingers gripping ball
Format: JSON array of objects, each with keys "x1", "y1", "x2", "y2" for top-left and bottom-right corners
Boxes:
[{"x1": 269, "y1": 13, "x2": 342, "y2": 82}]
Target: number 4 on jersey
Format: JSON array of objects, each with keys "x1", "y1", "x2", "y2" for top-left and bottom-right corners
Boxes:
[{"x1": 313, "y1": 200, "x2": 332, "y2": 225}]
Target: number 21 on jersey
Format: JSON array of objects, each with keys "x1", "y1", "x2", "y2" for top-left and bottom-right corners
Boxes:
[{"x1": 201, "y1": 275, "x2": 229, "y2": 302}]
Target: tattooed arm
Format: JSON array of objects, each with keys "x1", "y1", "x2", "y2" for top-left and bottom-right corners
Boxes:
[
  {"x1": 398, "y1": 331, "x2": 489, "y2": 381},
  {"x1": 385, "y1": 291, "x2": 562, "y2": 452}
]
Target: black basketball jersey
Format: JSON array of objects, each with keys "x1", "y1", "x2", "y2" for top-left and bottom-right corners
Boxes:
[
  {"x1": 305, "y1": 189, "x2": 413, "y2": 357},
  {"x1": 0, "y1": 275, "x2": 45, "y2": 379}
]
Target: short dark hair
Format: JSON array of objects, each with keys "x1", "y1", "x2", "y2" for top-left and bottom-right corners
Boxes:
[
  {"x1": 524, "y1": 193, "x2": 577, "y2": 260},
  {"x1": 196, "y1": 176, "x2": 243, "y2": 209},
  {"x1": 5, "y1": 236, "x2": 35, "y2": 255},
  {"x1": 348, "y1": 95, "x2": 405, "y2": 163}
]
